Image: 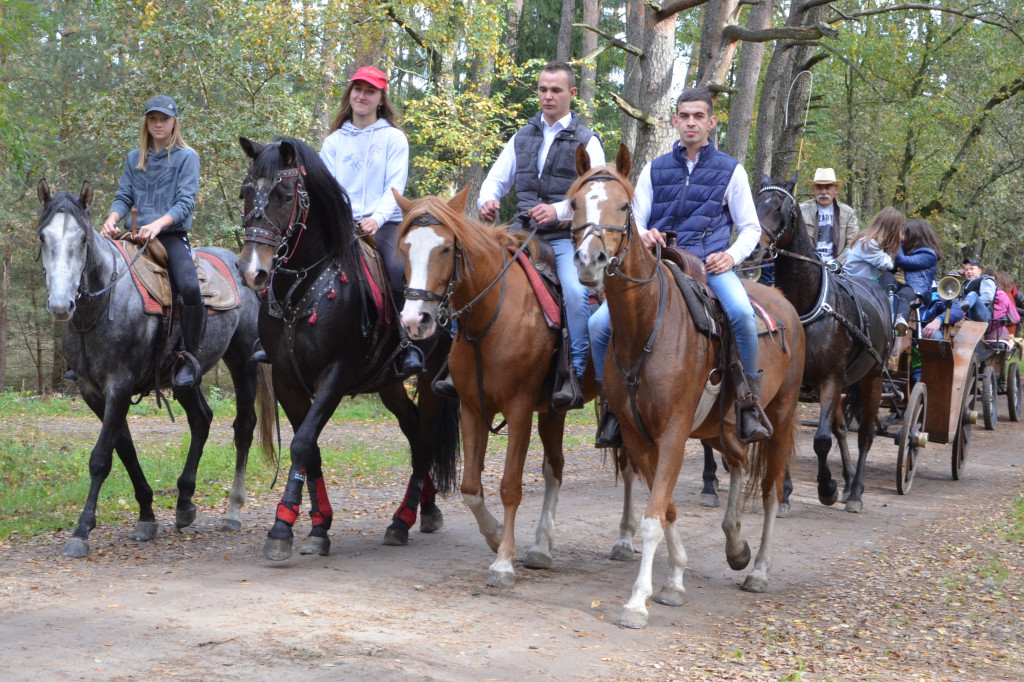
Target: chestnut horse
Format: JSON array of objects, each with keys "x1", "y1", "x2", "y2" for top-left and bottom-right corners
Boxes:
[
  {"x1": 569, "y1": 146, "x2": 805, "y2": 629},
  {"x1": 394, "y1": 187, "x2": 637, "y2": 588}
]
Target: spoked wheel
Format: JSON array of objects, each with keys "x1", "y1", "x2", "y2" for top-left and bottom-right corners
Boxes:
[
  {"x1": 1007, "y1": 363, "x2": 1021, "y2": 422},
  {"x1": 981, "y1": 365, "x2": 997, "y2": 430},
  {"x1": 952, "y1": 357, "x2": 979, "y2": 480},
  {"x1": 896, "y1": 382, "x2": 927, "y2": 495}
]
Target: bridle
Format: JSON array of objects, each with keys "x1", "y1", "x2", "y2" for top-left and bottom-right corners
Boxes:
[
  {"x1": 755, "y1": 184, "x2": 799, "y2": 259},
  {"x1": 240, "y1": 165, "x2": 314, "y2": 275},
  {"x1": 403, "y1": 213, "x2": 465, "y2": 328}
]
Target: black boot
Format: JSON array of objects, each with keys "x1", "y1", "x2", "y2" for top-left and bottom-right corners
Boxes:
[
  {"x1": 551, "y1": 368, "x2": 584, "y2": 412},
  {"x1": 431, "y1": 360, "x2": 458, "y2": 399},
  {"x1": 251, "y1": 339, "x2": 271, "y2": 364},
  {"x1": 173, "y1": 303, "x2": 206, "y2": 389},
  {"x1": 734, "y1": 367, "x2": 772, "y2": 444},
  {"x1": 595, "y1": 398, "x2": 623, "y2": 448},
  {"x1": 395, "y1": 339, "x2": 424, "y2": 377},
  {"x1": 65, "y1": 369, "x2": 78, "y2": 381}
]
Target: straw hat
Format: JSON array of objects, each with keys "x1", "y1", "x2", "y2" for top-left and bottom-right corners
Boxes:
[{"x1": 807, "y1": 168, "x2": 842, "y2": 185}]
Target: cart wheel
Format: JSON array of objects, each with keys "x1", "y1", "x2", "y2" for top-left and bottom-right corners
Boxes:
[
  {"x1": 1008, "y1": 363, "x2": 1021, "y2": 422},
  {"x1": 981, "y1": 366, "x2": 997, "y2": 430},
  {"x1": 952, "y1": 357, "x2": 979, "y2": 480},
  {"x1": 896, "y1": 382, "x2": 927, "y2": 495}
]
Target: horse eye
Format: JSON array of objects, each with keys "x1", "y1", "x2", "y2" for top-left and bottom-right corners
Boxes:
[
  {"x1": 440, "y1": 245, "x2": 452, "y2": 255},
  {"x1": 570, "y1": 199, "x2": 577, "y2": 210},
  {"x1": 620, "y1": 203, "x2": 630, "y2": 212}
]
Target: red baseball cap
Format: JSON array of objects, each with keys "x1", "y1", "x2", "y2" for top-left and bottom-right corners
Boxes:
[{"x1": 350, "y1": 66, "x2": 388, "y2": 91}]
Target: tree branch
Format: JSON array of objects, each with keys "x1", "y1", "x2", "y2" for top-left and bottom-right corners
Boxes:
[
  {"x1": 830, "y1": 3, "x2": 1022, "y2": 45},
  {"x1": 655, "y1": 0, "x2": 710, "y2": 21},
  {"x1": 722, "y1": 22, "x2": 838, "y2": 42},
  {"x1": 574, "y1": 23, "x2": 644, "y2": 57},
  {"x1": 612, "y1": 94, "x2": 658, "y2": 126}
]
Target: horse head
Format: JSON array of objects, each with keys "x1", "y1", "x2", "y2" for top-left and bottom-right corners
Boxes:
[
  {"x1": 750, "y1": 171, "x2": 800, "y2": 264},
  {"x1": 568, "y1": 143, "x2": 633, "y2": 288},
  {"x1": 393, "y1": 187, "x2": 469, "y2": 340},
  {"x1": 36, "y1": 179, "x2": 94, "y2": 322}
]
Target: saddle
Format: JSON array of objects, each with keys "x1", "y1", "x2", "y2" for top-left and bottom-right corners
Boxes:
[
  {"x1": 113, "y1": 240, "x2": 241, "y2": 314},
  {"x1": 358, "y1": 237, "x2": 391, "y2": 325},
  {"x1": 508, "y1": 237, "x2": 561, "y2": 330}
]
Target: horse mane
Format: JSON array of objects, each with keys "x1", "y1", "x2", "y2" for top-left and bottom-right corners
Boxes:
[
  {"x1": 250, "y1": 136, "x2": 361, "y2": 271},
  {"x1": 37, "y1": 191, "x2": 91, "y2": 233},
  {"x1": 397, "y1": 194, "x2": 528, "y2": 255},
  {"x1": 566, "y1": 164, "x2": 635, "y2": 204}
]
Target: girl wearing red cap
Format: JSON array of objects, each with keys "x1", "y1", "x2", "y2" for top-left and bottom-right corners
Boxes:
[{"x1": 320, "y1": 66, "x2": 420, "y2": 374}]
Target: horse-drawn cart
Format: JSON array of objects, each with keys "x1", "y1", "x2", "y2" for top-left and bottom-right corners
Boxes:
[{"x1": 977, "y1": 331, "x2": 1023, "y2": 430}]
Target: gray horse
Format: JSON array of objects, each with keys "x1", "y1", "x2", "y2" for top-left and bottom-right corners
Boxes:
[{"x1": 36, "y1": 179, "x2": 274, "y2": 557}]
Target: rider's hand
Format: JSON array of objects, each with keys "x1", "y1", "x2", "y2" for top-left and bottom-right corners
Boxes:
[
  {"x1": 639, "y1": 228, "x2": 665, "y2": 250},
  {"x1": 101, "y1": 215, "x2": 120, "y2": 239},
  {"x1": 137, "y1": 222, "x2": 164, "y2": 242},
  {"x1": 357, "y1": 218, "x2": 379, "y2": 236},
  {"x1": 705, "y1": 251, "x2": 735, "y2": 276},
  {"x1": 527, "y1": 203, "x2": 557, "y2": 225},
  {"x1": 479, "y1": 200, "x2": 500, "y2": 222}
]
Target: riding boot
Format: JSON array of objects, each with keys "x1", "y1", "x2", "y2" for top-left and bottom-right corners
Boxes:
[
  {"x1": 431, "y1": 359, "x2": 458, "y2": 399},
  {"x1": 595, "y1": 394, "x2": 623, "y2": 448},
  {"x1": 732, "y1": 364, "x2": 772, "y2": 444},
  {"x1": 551, "y1": 369, "x2": 584, "y2": 412},
  {"x1": 251, "y1": 338, "x2": 271, "y2": 364},
  {"x1": 394, "y1": 334, "x2": 425, "y2": 377},
  {"x1": 173, "y1": 303, "x2": 206, "y2": 389}
]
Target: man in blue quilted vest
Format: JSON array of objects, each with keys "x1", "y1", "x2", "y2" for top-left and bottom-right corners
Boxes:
[
  {"x1": 635, "y1": 87, "x2": 771, "y2": 443},
  {"x1": 475, "y1": 61, "x2": 605, "y2": 410}
]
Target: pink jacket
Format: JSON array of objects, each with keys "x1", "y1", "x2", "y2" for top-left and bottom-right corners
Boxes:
[{"x1": 986, "y1": 290, "x2": 1020, "y2": 341}]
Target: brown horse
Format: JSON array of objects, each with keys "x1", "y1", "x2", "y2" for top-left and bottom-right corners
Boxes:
[
  {"x1": 393, "y1": 188, "x2": 638, "y2": 588},
  {"x1": 568, "y1": 146, "x2": 805, "y2": 629}
]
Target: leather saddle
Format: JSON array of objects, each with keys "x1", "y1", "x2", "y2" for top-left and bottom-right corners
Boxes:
[{"x1": 114, "y1": 237, "x2": 241, "y2": 312}]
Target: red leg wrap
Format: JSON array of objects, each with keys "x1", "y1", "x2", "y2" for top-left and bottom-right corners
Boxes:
[
  {"x1": 422, "y1": 473, "x2": 437, "y2": 505},
  {"x1": 308, "y1": 476, "x2": 333, "y2": 529},
  {"x1": 276, "y1": 501, "x2": 299, "y2": 526}
]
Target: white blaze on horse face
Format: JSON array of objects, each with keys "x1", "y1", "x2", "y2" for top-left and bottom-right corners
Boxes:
[
  {"x1": 40, "y1": 212, "x2": 87, "y2": 320},
  {"x1": 400, "y1": 226, "x2": 446, "y2": 338},
  {"x1": 574, "y1": 180, "x2": 611, "y2": 277}
]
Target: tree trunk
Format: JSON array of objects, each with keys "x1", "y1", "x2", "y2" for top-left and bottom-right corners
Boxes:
[
  {"x1": 0, "y1": 243, "x2": 10, "y2": 392},
  {"x1": 769, "y1": 9, "x2": 823, "y2": 180},
  {"x1": 696, "y1": 0, "x2": 742, "y2": 91},
  {"x1": 721, "y1": 0, "x2": 774, "y2": 164},
  {"x1": 507, "y1": 0, "x2": 526, "y2": 62},
  {"x1": 311, "y1": 0, "x2": 343, "y2": 142},
  {"x1": 579, "y1": 0, "x2": 600, "y2": 125},
  {"x1": 557, "y1": 0, "x2": 576, "y2": 62}
]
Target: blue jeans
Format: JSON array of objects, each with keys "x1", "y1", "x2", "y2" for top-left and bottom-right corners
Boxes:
[
  {"x1": 963, "y1": 292, "x2": 992, "y2": 323},
  {"x1": 550, "y1": 237, "x2": 590, "y2": 377},
  {"x1": 708, "y1": 269, "x2": 759, "y2": 376},
  {"x1": 588, "y1": 301, "x2": 611, "y2": 383}
]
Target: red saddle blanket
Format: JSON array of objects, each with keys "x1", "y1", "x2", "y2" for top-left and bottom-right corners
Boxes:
[
  {"x1": 114, "y1": 243, "x2": 241, "y2": 315},
  {"x1": 509, "y1": 247, "x2": 561, "y2": 329}
]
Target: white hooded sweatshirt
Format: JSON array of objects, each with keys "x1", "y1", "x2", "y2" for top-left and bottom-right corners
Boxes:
[{"x1": 320, "y1": 118, "x2": 409, "y2": 227}]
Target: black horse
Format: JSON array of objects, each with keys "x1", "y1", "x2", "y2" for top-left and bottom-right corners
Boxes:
[
  {"x1": 236, "y1": 136, "x2": 460, "y2": 559},
  {"x1": 750, "y1": 174, "x2": 892, "y2": 513},
  {"x1": 36, "y1": 179, "x2": 274, "y2": 557}
]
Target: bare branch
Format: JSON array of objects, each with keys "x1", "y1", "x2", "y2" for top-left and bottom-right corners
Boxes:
[
  {"x1": 612, "y1": 94, "x2": 658, "y2": 126},
  {"x1": 656, "y1": 0, "x2": 710, "y2": 21},
  {"x1": 722, "y1": 22, "x2": 838, "y2": 42},
  {"x1": 574, "y1": 23, "x2": 644, "y2": 57},
  {"x1": 829, "y1": 3, "x2": 1022, "y2": 45}
]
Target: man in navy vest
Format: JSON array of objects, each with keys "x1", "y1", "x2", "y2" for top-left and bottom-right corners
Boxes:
[
  {"x1": 636, "y1": 87, "x2": 770, "y2": 443},
  {"x1": 475, "y1": 61, "x2": 605, "y2": 410}
]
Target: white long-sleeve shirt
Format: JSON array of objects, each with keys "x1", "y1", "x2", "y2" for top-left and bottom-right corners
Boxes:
[
  {"x1": 632, "y1": 157, "x2": 762, "y2": 265},
  {"x1": 478, "y1": 112, "x2": 605, "y2": 220}
]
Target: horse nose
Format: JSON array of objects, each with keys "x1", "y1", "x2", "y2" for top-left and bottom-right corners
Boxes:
[{"x1": 253, "y1": 270, "x2": 269, "y2": 290}]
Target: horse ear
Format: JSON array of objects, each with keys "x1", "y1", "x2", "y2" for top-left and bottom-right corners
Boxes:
[
  {"x1": 575, "y1": 143, "x2": 591, "y2": 175},
  {"x1": 279, "y1": 140, "x2": 296, "y2": 166},
  {"x1": 615, "y1": 143, "x2": 631, "y2": 177},
  {"x1": 37, "y1": 178, "x2": 51, "y2": 206},
  {"x1": 239, "y1": 136, "x2": 264, "y2": 160},
  {"x1": 392, "y1": 188, "x2": 414, "y2": 215},
  {"x1": 761, "y1": 174, "x2": 773, "y2": 190},
  {"x1": 448, "y1": 185, "x2": 470, "y2": 214},
  {"x1": 79, "y1": 181, "x2": 93, "y2": 210},
  {"x1": 786, "y1": 171, "x2": 798, "y2": 191}
]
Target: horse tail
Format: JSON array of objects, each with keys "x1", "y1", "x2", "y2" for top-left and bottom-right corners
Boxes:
[
  {"x1": 254, "y1": 363, "x2": 277, "y2": 467},
  {"x1": 429, "y1": 395, "x2": 461, "y2": 496}
]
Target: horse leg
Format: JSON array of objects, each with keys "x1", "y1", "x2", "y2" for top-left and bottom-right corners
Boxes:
[
  {"x1": 700, "y1": 442, "x2": 720, "y2": 507},
  {"x1": 609, "y1": 450, "x2": 638, "y2": 561},
  {"x1": 460, "y1": 407, "x2": 500, "y2": 552},
  {"x1": 721, "y1": 452, "x2": 752, "y2": 571},
  {"x1": 814, "y1": 381, "x2": 841, "y2": 506},
  {"x1": 742, "y1": 437, "x2": 788, "y2": 593},
  {"x1": 171, "y1": 386, "x2": 214, "y2": 530},
  {"x1": 486, "y1": 406, "x2": 534, "y2": 588},
  {"x1": 377, "y1": 380, "x2": 424, "y2": 546},
  {"x1": 831, "y1": 403, "x2": 855, "y2": 503},
  {"x1": 524, "y1": 410, "x2": 566, "y2": 570},
  {"x1": 653, "y1": 514, "x2": 688, "y2": 607},
  {"x1": 777, "y1": 468, "x2": 793, "y2": 519},
  {"x1": 413, "y1": 387, "x2": 458, "y2": 534},
  {"x1": 845, "y1": 374, "x2": 882, "y2": 514},
  {"x1": 63, "y1": 388, "x2": 139, "y2": 557},
  {"x1": 219, "y1": 349, "x2": 259, "y2": 532}
]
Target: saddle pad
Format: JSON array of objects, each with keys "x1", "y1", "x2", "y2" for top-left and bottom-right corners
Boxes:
[
  {"x1": 664, "y1": 260, "x2": 784, "y2": 338},
  {"x1": 114, "y1": 242, "x2": 241, "y2": 314},
  {"x1": 508, "y1": 246, "x2": 561, "y2": 329},
  {"x1": 358, "y1": 239, "x2": 390, "y2": 325}
]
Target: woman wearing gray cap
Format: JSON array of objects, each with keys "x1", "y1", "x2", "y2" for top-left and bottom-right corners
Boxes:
[{"x1": 100, "y1": 95, "x2": 204, "y2": 389}]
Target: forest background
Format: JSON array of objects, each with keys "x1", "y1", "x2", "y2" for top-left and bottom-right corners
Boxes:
[{"x1": 0, "y1": 0, "x2": 1021, "y2": 393}]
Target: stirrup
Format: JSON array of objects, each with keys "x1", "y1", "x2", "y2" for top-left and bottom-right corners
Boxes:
[
  {"x1": 595, "y1": 401, "x2": 623, "y2": 448},
  {"x1": 172, "y1": 351, "x2": 202, "y2": 389},
  {"x1": 552, "y1": 370, "x2": 584, "y2": 412},
  {"x1": 395, "y1": 343, "x2": 425, "y2": 377},
  {"x1": 431, "y1": 362, "x2": 457, "y2": 399}
]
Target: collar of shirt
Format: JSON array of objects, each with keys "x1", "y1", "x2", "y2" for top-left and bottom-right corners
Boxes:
[{"x1": 537, "y1": 112, "x2": 574, "y2": 174}]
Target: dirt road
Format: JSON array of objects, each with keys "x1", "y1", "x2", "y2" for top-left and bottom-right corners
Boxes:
[{"x1": 1, "y1": 404, "x2": 1022, "y2": 680}]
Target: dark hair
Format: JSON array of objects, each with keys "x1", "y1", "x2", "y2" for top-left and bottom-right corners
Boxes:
[
  {"x1": 676, "y1": 87, "x2": 714, "y2": 116},
  {"x1": 541, "y1": 61, "x2": 576, "y2": 89},
  {"x1": 901, "y1": 218, "x2": 943, "y2": 259},
  {"x1": 991, "y1": 270, "x2": 1014, "y2": 293},
  {"x1": 328, "y1": 74, "x2": 403, "y2": 134},
  {"x1": 852, "y1": 206, "x2": 903, "y2": 258}
]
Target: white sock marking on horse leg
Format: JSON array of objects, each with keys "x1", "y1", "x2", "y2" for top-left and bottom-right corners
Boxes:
[
  {"x1": 663, "y1": 520, "x2": 688, "y2": 592},
  {"x1": 623, "y1": 516, "x2": 664, "y2": 615},
  {"x1": 614, "y1": 460, "x2": 637, "y2": 552},
  {"x1": 224, "y1": 470, "x2": 247, "y2": 524},
  {"x1": 531, "y1": 459, "x2": 560, "y2": 556},
  {"x1": 749, "y1": 486, "x2": 780, "y2": 587}
]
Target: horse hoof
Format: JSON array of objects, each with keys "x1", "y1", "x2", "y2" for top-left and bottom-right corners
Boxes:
[
  {"x1": 219, "y1": 519, "x2": 242, "y2": 532},
  {"x1": 727, "y1": 541, "x2": 751, "y2": 571},
  {"x1": 776, "y1": 502, "x2": 791, "y2": 519},
  {"x1": 844, "y1": 499, "x2": 863, "y2": 514},
  {"x1": 523, "y1": 549, "x2": 553, "y2": 569},
  {"x1": 299, "y1": 536, "x2": 331, "y2": 556},
  {"x1": 700, "y1": 493, "x2": 720, "y2": 508},
  {"x1": 419, "y1": 511, "x2": 443, "y2": 534},
  {"x1": 609, "y1": 543, "x2": 637, "y2": 561},
  {"x1": 819, "y1": 490, "x2": 839, "y2": 506},
  {"x1": 486, "y1": 567, "x2": 516, "y2": 588},
  {"x1": 653, "y1": 586, "x2": 686, "y2": 607},
  {"x1": 133, "y1": 521, "x2": 159, "y2": 541},
  {"x1": 615, "y1": 608, "x2": 648, "y2": 629},
  {"x1": 175, "y1": 504, "x2": 197, "y2": 529},
  {"x1": 61, "y1": 537, "x2": 89, "y2": 558},
  {"x1": 741, "y1": 574, "x2": 769, "y2": 593},
  {"x1": 263, "y1": 536, "x2": 293, "y2": 561},
  {"x1": 840, "y1": 491, "x2": 851, "y2": 504},
  {"x1": 383, "y1": 526, "x2": 409, "y2": 546}
]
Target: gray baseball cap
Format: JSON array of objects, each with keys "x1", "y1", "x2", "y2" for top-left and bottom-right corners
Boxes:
[{"x1": 144, "y1": 95, "x2": 178, "y2": 117}]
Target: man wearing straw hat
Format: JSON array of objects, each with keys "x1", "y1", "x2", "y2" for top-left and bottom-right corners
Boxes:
[{"x1": 800, "y1": 167, "x2": 858, "y2": 263}]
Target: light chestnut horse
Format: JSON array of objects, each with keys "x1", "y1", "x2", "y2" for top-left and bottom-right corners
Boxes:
[
  {"x1": 394, "y1": 188, "x2": 637, "y2": 588},
  {"x1": 569, "y1": 146, "x2": 805, "y2": 628}
]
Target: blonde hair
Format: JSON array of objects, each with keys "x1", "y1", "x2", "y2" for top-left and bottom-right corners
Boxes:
[
  {"x1": 851, "y1": 206, "x2": 903, "y2": 258},
  {"x1": 328, "y1": 79, "x2": 403, "y2": 134},
  {"x1": 135, "y1": 114, "x2": 191, "y2": 170}
]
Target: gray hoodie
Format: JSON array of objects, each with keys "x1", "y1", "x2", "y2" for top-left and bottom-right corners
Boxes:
[
  {"x1": 319, "y1": 119, "x2": 408, "y2": 226},
  {"x1": 109, "y1": 145, "x2": 200, "y2": 233}
]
